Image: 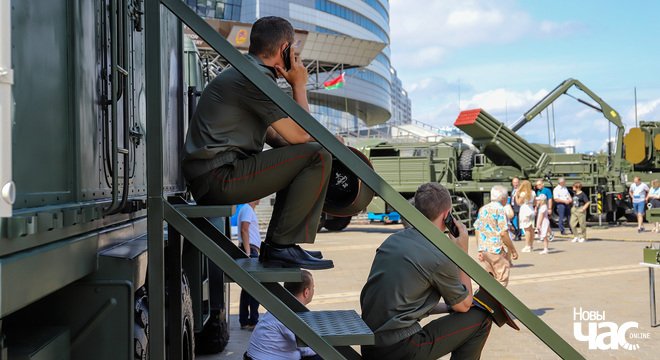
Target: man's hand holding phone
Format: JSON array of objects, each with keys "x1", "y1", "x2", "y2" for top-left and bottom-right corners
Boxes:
[
  {"x1": 444, "y1": 211, "x2": 468, "y2": 252},
  {"x1": 276, "y1": 42, "x2": 307, "y2": 89}
]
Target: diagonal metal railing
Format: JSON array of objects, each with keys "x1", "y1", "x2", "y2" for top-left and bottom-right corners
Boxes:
[
  {"x1": 146, "y1": 0, "x2": 585, "y2": 358},
  {"x1": 163, "y1": 201, "x2": 358, "y2": 359}
]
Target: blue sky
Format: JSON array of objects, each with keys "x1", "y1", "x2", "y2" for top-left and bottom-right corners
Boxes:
[{"x1": 388, "y1": 0, "x2": 660, "y2": 152}]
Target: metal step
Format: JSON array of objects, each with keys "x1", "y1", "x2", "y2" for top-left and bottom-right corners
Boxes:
[
  {"x1": 165, "y1": 196, "x2": 366, "y2": 358},
  {"x1": 225, "y1": 258, "x2": 302, "y2": 283},
  {"x1": 296, "y1": 310, "x2": 374, "y2": 347}
]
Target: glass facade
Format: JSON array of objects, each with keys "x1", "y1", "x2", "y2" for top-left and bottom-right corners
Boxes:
[
  {"x1": 362, "y1": 0, "x2": 388, "y2": 20},
  {"x1": 186, "y1": 0, "x2": 242, "y2": 20},
  {"x1": 310, "y1": 103, "x2": 359, "y2": 132},
  {"x1": 344, "y1": 68, "x2": 390, "y2": 92},
  {"x1": 186, "y1": 0, "x2": 410, "y2": 131},
  {"x1": 390, "y1": 68, "x2": 412, "y2": 124},
  {"x1": 315, "y1": 0, "x2": 389, "y2": 43},
  {"x1": 315, "y1": 26, "x2": 347, "y2": 36}
]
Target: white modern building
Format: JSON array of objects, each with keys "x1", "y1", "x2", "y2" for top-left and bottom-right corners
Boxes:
[{"x1": 185, "y1": 0, "x2": 411, "y2": 132}]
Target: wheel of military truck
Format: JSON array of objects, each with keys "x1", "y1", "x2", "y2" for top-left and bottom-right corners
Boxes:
[
  {"x1": 134, "y1": 286, "x2": 149, "y2": 360},
  {"x1": 451, "y1": 196, "x2": 478, "y2": 231},
  {"x1": 323, "y1": 215, "x2": 352, "y2": 231},
  {"x1": 196, "y1": 307, "x2": 229, "y2": 354},
  {"x1": 458, "y1": 149, "x2": 478, "y2": 181},
  {"x1": 164, "y1": 272, "x2": 195, "y2": 360}
]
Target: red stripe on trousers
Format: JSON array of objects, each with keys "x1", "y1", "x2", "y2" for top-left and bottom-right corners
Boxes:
[{"x1": 407, "y1": 319, "x2": 487, "y2": 347}]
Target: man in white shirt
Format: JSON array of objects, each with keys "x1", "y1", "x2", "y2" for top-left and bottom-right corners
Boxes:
[
  {"x1": 553, "y1": 177, "x2": 572, "y2": 235},
  {"x1": 238, "y1": 199, "x2": 262, "y2": 330},
  {"x1": 246, "y1": 270, "x2": 320, "y2": 360},
  {"x1": 629, "y1": 176, "x2": 649, "y2": 232}
]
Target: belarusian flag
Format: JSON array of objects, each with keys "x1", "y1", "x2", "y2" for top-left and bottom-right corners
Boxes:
[{"x1": 324, "y1": 73, "x2": 345, "y2": 90}]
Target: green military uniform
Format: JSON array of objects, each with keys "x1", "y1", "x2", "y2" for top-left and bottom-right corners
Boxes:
[
  {"x1": 181, "y1": 53, "x2": 331, "y2": 245},
  {"x1": 360, "y1": 228, "x2": 491, "y2": 360}
]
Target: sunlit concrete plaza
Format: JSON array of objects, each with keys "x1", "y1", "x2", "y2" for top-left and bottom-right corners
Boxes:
[{"x1": 201, "y1": 222, "x2": 660, "y2": 360}]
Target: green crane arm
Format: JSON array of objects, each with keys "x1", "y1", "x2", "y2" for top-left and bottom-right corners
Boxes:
[{"x1": 509, "y1": 78, "x2": 624, "y2": 173}]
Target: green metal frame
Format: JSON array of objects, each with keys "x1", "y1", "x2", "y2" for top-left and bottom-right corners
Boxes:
[
  {"x1": 511, "y1": 78, "x2": 624, "y2": 182},
  {"x1": 145, "y1": 1, "x2": 584, "y2": 358}
]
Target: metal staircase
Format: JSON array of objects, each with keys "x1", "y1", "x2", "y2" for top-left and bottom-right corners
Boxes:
[
  {"x1": 166, "y1": 198, "x2": 372, "y2": 359},
  {"x1": 144, "y1": 1, "x2": 585, "y2": 359},
  {"x1": 450, "y1": 193, "x2": 475, "y2": 231}
]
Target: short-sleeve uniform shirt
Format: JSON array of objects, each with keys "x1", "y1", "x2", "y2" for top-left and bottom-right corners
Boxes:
[
  {"x1": 181, "y1": 53, "x2": 288, "y2": 181},
  {"x1": 360, "y1": 228, "x2": 468, "y2": 346}
]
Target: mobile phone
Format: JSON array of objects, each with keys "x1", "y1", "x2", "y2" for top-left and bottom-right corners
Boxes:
[
  {"x1": 444, "y1": 211, "x2": 460, "y2": 238},
  {"x1": 282, "y1": 43, "x2": 292, "y2": 71}
]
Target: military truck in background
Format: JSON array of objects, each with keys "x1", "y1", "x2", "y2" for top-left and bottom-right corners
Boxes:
[
  {"x1": 361, "y1": 78, "x2": 634, "y2": 228},
  {"x1": 624, "y1": 121, "x2": 660, "y2": 180}
]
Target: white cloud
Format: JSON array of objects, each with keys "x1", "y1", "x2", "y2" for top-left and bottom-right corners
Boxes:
[
  {"x1": 538, "y1": 20, "x2": 585, "y2": 38},
  {"x1": 556, "y1": 138, "x2": 582, "y2": 150},
  {"x1": 634, "y1": 98, "x2": 660, "y2": 122},
  {"x1": 405, "y1": 46, "x2": 450, "y2": 69},
  {"x1": 462, "y1": 88, "x2": 547, "y2": 113},
  {"x1": 389, "y1": 0, "x2": 584, "y2": 65}
]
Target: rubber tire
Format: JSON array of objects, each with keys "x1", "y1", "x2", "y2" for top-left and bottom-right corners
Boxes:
[
  {"x1": 195, "y1": 308, "x2": 230, "y2": 354},
  {"x1": 453, "y1": 196, "x2": 478, "y2": 229},
  {"x1": 458, "y1": 149, "x2": 477, "y2": 181},
  {"x1": 134, "y1": 287, "x2": 149, "y2": 360},
  {"x1": 165, "y1": 272, "x2": 195, "y2": 360},
  {"x1": 181, "y1": 274, "x2": 195, "y2": 360},
  {"x1": 323, "y1": 216, "x2": 352, "y2": 231}
]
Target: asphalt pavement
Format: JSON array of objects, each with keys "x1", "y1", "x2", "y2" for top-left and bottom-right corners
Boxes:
[{"x1": 199, "y1": 221, "x2": 660, "y2": 360}]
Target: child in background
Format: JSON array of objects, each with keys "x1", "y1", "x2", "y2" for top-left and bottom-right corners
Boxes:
[
  {"x1": 535, "y1": 194, "x2": 550, "y2": 254},
  {"x1": 570, "y1": 182, "x2": 590, "y2": 242}
]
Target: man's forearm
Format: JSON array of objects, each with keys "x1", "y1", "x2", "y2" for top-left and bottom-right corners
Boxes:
[
  {"x1": 292, "y1": 85, "x2": 310, "y2": 112},
  {"x1": 430, "y1": 302, "x2": 452, "y2": 314},
  {"x1": 500, "y1": 232, "x2": 515, "y2": 254},
  {"x1": 265, "y1": 126, "x2": 291, "y2": 148}
]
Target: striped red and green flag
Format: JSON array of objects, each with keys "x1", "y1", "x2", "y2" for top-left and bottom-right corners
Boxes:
[{"x1": 324, "y1": 73, "x2": 345, "y2": 90}]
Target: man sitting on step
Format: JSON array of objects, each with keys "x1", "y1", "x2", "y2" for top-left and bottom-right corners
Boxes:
[
  {"x1": 360, "y1": 183, "x2": 492, "y2": 360},
  {"x1": 245, "y1": 270, "x2": 321, "y2": 360},
  {"x1": 181, "y1": 16, "x2": 333, "y2": 270}
]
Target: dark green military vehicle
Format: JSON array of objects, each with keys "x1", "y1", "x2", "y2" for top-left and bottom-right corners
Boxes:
[
  {"x1": 361, "y1": 79, "x2": 633, "y2": 228},
  {"x1": 1, "y1": 2, "x2": 230, "y2": 358}
]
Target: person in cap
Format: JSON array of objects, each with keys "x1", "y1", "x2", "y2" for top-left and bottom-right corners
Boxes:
[
  {"x1": 360, "y1": 183, "x2": 492, "y2": 360},
  {"x1": 181, "y1": 16, "x2": 333, "y2": 270}
]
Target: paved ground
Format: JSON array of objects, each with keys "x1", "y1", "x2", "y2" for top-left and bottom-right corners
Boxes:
[{"x1": 199, "y1": 222, "x2": 660, "y2": 360}]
